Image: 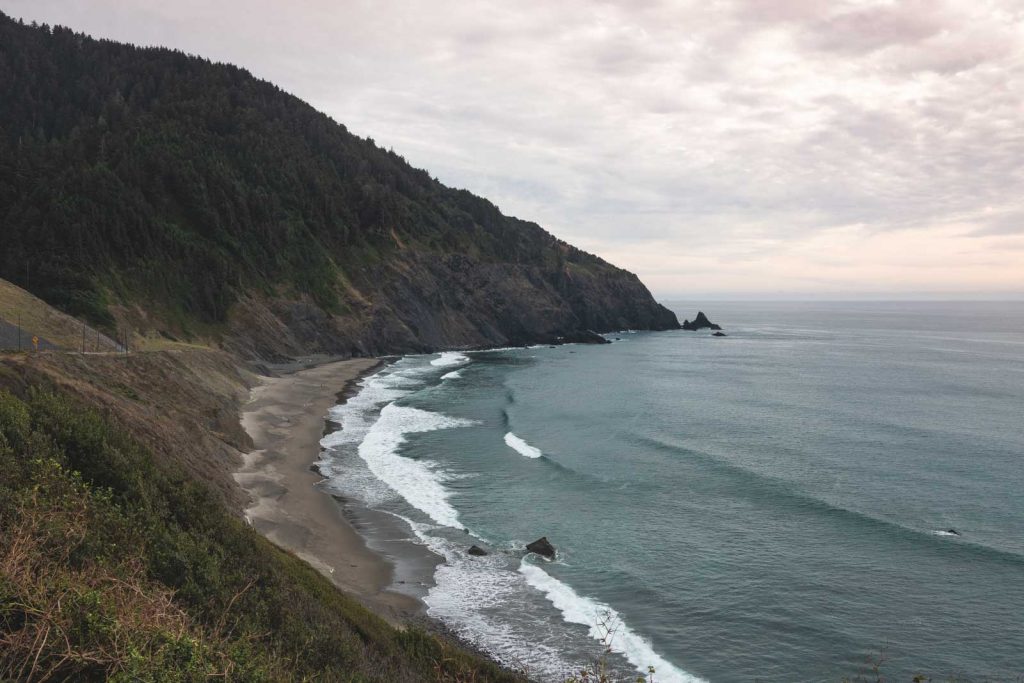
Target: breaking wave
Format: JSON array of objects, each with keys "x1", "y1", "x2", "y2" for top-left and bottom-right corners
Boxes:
[
  {"x1": 504, "y1": 432, "x2": 543, "y2": 459},
  {"x1": 519, "y1": 561, "x2": 706, "y2": 683},
  {"x1": 358, "y1": 403, "x2": 476, "y2": 529},
  {"x1": 431, "y1": 351, "x2": 470, "y2": 367}
]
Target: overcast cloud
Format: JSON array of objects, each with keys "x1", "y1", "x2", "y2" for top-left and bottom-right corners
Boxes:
[{"x1": 5, "y1": 0, "x2": 1023, "y2": 298}]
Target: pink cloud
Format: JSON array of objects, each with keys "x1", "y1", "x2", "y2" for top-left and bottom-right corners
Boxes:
[{"x1": 805, "y1": 1, "x2": 948, "y2": 55}]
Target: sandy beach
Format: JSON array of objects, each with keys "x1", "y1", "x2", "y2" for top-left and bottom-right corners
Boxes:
[{"x1": 236, "y1": 358, "x2": 421, "y2": 622}]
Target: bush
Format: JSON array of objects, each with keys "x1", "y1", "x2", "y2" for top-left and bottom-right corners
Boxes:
[{"x1": 0, "y1": 389, "x2": 523, "y2": 682}]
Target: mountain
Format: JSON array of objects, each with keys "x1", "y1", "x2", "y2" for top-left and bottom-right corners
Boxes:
[{"x1": 0, "y1": 13, "x2": 678, "y2": 360}]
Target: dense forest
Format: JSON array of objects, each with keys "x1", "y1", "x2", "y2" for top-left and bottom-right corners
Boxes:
[{"x1": 0, "y1": 13, "x2": 677, "y2": 358}]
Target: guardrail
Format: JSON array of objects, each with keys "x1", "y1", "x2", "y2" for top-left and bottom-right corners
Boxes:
[{"x1": 0, "y1": 311, "x2": 129, "y2": 353}]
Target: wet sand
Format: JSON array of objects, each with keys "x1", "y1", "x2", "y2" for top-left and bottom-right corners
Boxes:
[{"x1": 236, "y1": 358, "x2": 421, "y2": 623}]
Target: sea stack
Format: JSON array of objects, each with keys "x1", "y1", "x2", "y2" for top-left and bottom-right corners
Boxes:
[
  {"x1": 526, "y1": 537, "x2": 556, "y2": 559},
  {"x1": 682, "y1": 311, "x2": 722, "y2": 331}
]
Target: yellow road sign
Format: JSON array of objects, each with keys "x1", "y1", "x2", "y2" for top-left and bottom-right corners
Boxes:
[{"x1": 32, "y1": 335, "x2": 38, "y2": 351}]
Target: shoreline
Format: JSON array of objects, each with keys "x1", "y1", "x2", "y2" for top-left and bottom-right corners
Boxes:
[
  {"x1": 236, "y1": 357, "x2": 424, "y2": 623},
  {"x1": 236, "y1": 352, "x2": 538, "y2": 679}
]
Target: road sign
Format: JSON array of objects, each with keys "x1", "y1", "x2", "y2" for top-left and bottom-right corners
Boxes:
[{"x1": 32, "y1": 335, "x2": 38, "y2": 351}]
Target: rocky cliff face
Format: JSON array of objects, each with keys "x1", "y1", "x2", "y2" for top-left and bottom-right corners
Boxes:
[
  {"x1": 226, "y1": 249, "x2": 678, "y2": 360},
  {"x1": 0, "y1": 14, "x2": 678, "y2": 360}
]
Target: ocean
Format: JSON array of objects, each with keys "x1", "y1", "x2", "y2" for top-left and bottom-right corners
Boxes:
[{"x1": 317, "y1": 301, "x2": 1024, "y2": 682}]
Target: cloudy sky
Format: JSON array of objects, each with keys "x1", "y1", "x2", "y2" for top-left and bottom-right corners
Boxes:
[{"x1": 6, "y1": 0, "x2": 1024, "y2": 299}]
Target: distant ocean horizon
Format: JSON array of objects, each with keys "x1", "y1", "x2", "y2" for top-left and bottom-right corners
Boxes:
[{"x1": 319, "y1": 301, "x2": 1024, "y2": 682}]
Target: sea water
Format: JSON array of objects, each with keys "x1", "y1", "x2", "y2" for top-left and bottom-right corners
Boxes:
[{"x1": 318, "y1": 302, "x2": 1024, "y2": 682}]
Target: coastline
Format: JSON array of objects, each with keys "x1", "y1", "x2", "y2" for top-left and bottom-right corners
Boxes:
[
  {"x1": 236, "y1": 357, "x2": 423, "y2": 623},
  {"x1": 235, "y1": 353, "x2": 547, "y2": 680}
]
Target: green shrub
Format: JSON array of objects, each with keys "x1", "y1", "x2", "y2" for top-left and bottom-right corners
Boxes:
[{"x1": 0, "y1": 389, "x2": 523, "y2": 682}]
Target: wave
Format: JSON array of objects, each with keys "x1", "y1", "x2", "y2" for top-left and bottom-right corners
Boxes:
[
  {"x1": 469, "y1": 345, "x2": 544, "y2": 353},
  {"x1": 381, "y1": 514, "x2": 580, "y2": 679},
  {"x1": 504, "y1": 432, "x2": 543, "y2": 458},
  {"x1": 519, "y1": 560, "x2": 706, "y2": 683},
  {"x1": 431, "y1": 351, "x2": 470, "y2": 367},
  {"x1": 358, "y1": 403, "x2": 476, "y2": 529},
  {"x1": 328, "y1": 357, "x2": 702, "y2": 681},
  {"x1": 317, "y1": 361, "x2": 435, "y2": 505},
  {"x1": 638, "y1": 434, "x2": 1024, "y2": 566},
  {"x1": 441, "y1": 370, "x2": 462, "y2": 380},
  {"x1": 318, "y1": 365, "x2": 420, "y2": 457}
]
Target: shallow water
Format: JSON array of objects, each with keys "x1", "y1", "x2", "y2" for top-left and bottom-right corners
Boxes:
[{"x1": 320, "y1": 302, "x2": 1024, "y2": 682}]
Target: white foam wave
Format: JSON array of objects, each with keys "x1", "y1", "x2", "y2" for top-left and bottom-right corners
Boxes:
[
  {"x1": 519, "y1": 561, "x2": 706, "y2": 683},
  {"x1": 504, "y1": 432, "x2": 543, "y2": 459},
  {"x1": 321, "y1": 357, "x2": 696, "y2": 682},
  {"x1": 318, "y1": 372, "x2": 412, "y2": 449},
  {"x1": 384, "y1": 514, "x2": 579, "y2": 678},
  {"x1": 932, "y1": 529, "x2": 960, "y2": 537},
  {"x1": 358, "y1": 403, "x2": 475, "y2": 529},
  {"x1": 431, "y1": 351, "x2": 470, "y2": 367},
  {"x1": 317, "y1": 360, "x2": 434, "y2": 505},
  {"x1": 441, "y1": 370, "x2": 462, "y2": 380}
]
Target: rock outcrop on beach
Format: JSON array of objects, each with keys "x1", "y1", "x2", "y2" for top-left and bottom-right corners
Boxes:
[
  {"x1": 0, "y1": 13, "x2": 678, "y2": 361},
  {"x1": 682, "y1": 312, "x2": 722, "y2": 331},
  {"x1": 526, "y1": 537, "x2": 556, "y2": 559},
  {"x1": 468, "y1": 545, "x2": 489, "y2": 556}
]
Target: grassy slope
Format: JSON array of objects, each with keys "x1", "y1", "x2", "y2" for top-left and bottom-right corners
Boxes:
[
  {"x1": 0, "y1": 366, "x2": 525, "y2": 682},
  {"x1": 0, "y1": 253, "x2": 524, "y2": 682},
  {"x1": 0, "y1": 289, "x2": 522, "y2": 681},
  {"x1": 3, "y1": 347, "x2": 255, "y2": 510},
  {"x1": 0, "y1": 279, "x2": 118, "y2": 351}
]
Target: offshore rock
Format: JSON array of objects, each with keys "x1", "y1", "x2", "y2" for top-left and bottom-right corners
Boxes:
[
  {"x1": 526, "y1": 537, "x2": 556, "y2": 559},
  {"x1": 467, "y1": 545, "x2": 488, "y2": 556},
  {"x1": 682, "y1": 311, "x2": 722, "y2": 331},
  {"x1": 712, "y1": 331, "x2": 727, "y2": 337}
]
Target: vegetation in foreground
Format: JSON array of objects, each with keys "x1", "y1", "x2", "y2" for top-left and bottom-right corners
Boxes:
[{"x1": 0, "y1": 386, "x2": 523, "y2": 682}]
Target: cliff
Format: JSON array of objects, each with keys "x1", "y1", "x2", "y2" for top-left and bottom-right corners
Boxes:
[{"x1": 0, "y1": 13, "x2": 678, "y2": 360}]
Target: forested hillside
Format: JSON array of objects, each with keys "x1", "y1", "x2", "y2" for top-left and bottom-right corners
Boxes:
[{"x1": 0, "y1": 13, "x2": 678, "y2": 359}]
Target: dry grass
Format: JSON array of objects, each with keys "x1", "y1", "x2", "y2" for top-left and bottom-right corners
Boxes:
[
  {"x1": 0, "y1": 386, "x2": 528, "y2": 683},
  {"x1": 1, "y1": 348, "x2": 256, "y2": 511},
  {"x1": 0, "y1": 460, "x2": 225, "y2": 682},
  {"x1": 0, "y1": 279, "x2": 119, "y2": 352}
]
